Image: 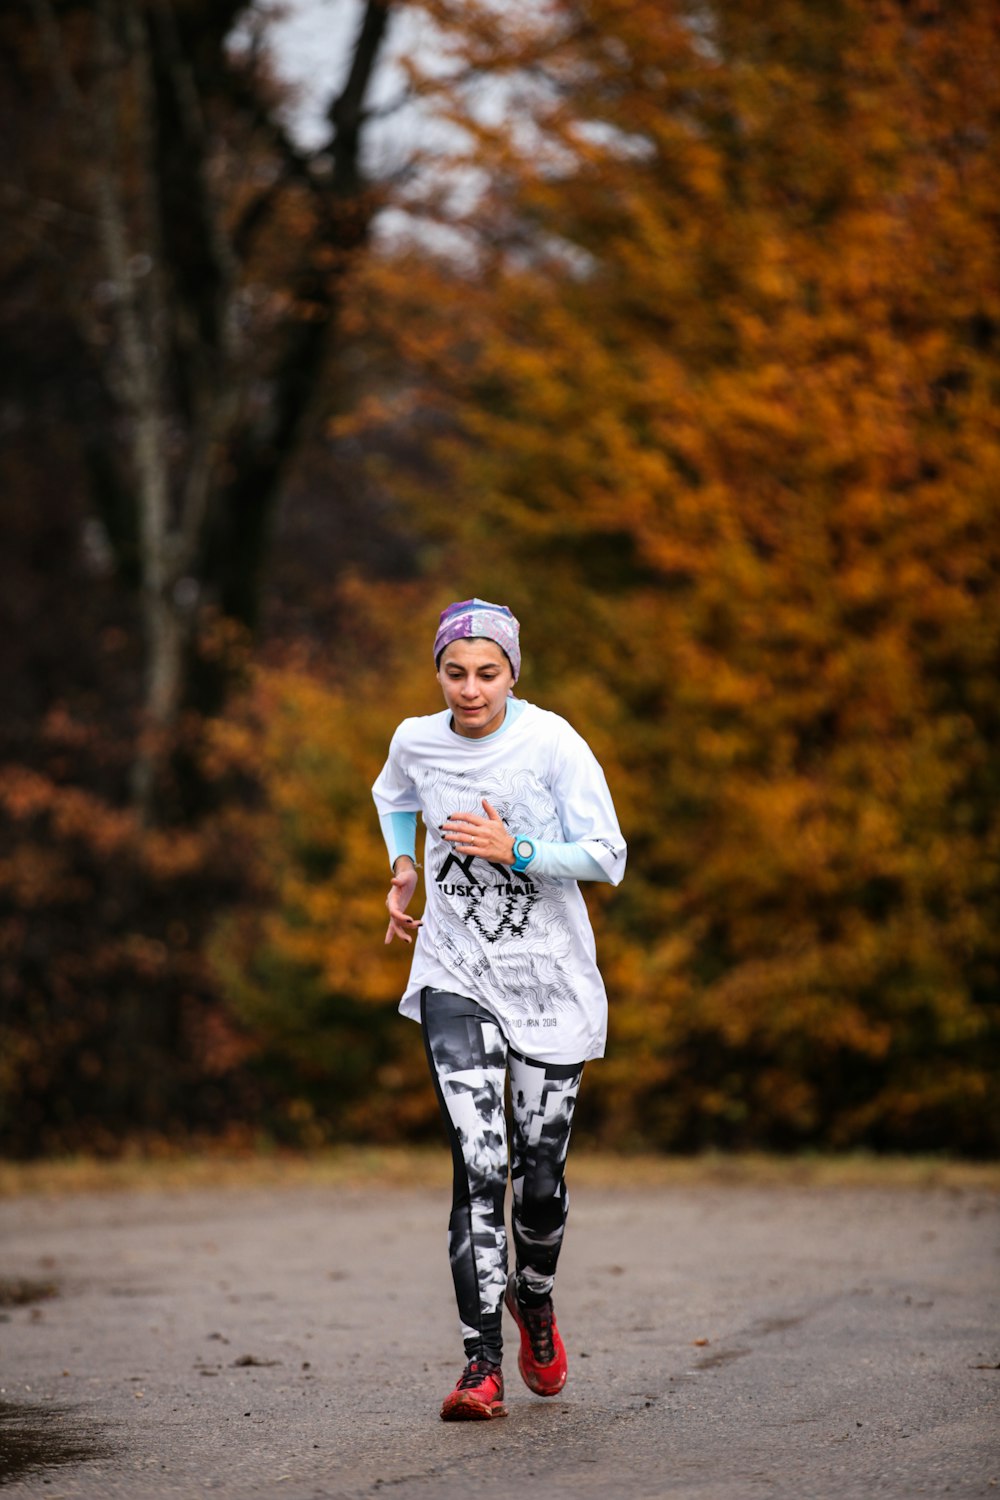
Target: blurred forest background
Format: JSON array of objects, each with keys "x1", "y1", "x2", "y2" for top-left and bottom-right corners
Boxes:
[{"x1": 1, "y1": 0, "x2": 997, "y2": 1159}]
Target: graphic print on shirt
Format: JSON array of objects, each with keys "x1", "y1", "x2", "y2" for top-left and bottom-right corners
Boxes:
[
  {"x1": 412, "y1": 764, "x2": 577, "y2": 1018},
  {"x1": 436, "y1": 847, "x2": 539, "y2": 943}
]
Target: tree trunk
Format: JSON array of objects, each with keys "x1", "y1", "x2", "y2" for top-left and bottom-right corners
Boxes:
[
  {"x1": 132, "y1": 584, "x2": 185, "y2": 814},
  {"x1": 32, "y1": 0, "x2": 397, "y2": 821}
]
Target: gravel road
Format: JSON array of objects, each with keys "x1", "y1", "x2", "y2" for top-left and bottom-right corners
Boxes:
[{"x1": 1, "y1": 1174, "x2": 997, "y2": 1498}]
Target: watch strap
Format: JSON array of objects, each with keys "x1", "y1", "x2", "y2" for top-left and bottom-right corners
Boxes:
[{"x1": 511, "y1": 836, "x2": 537, "y2": 873}]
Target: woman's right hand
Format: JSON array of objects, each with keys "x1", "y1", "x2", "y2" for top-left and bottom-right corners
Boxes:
[{"x1": 385, "y1": 857, "x2": 422, "y2": 945}]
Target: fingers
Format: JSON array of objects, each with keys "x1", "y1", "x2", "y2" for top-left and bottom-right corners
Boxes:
[
  {"x1": 441, "y1": 809, "x2": 506, "y2": 859},
  {"x1": 442, "y1": 812, "x2": 486, "y2": 833},
  {"x1": 445, "y1": 802, "x2": 502, "y2": 829},
  {"x1": 385, "y1": 912, "x2": 421, "y2": 945},
  {"x1": 385, "y1": 859, "x2": 421, "y2": 946},
  {"x1": 441, "y1": 817, "x2": 484, "y2": 851},
  {"x1": 445, "y1": 829, "x2": 490, "y2": 855},
  {"x1": 441, "y1": 804, "x2": 511, "y2": 861}
]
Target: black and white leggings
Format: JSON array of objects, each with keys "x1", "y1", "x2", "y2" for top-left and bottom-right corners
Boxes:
[{"x1": 420, "y1": 987, "x2": 584, "y2": 1366}]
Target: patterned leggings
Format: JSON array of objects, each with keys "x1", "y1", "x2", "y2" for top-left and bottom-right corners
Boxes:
[{"x1": 420, "y1": 987, "x2": 584, "y2": 1366}]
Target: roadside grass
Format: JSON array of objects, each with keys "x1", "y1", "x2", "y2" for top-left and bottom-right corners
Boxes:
[{"x1": 1, "y1": 1147, "x2": 997, "y2": 1199}]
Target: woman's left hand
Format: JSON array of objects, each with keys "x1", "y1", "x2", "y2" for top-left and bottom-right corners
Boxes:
[{"x1": 441, "y1": 799, "x2": 515, "y2": 865}]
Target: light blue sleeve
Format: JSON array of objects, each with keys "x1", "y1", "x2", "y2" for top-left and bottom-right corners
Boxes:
[
  {"x1": 379, "y1": 811, "x2": 418, "y2": 869},
  {"x1": 525, "y1": 840, "x2": 611, "y2": 883}
]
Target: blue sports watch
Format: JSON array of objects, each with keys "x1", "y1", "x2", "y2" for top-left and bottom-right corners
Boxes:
[{"x1": 511, "y1": 836, "x2": 537, "y2": 873}]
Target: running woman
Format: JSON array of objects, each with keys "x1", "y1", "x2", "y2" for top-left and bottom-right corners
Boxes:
[{"x1": 372, "y1": 598, "x2": 626, "y2": 1421}]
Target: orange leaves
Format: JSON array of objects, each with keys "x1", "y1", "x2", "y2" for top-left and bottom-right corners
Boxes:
[
  {"x1": 9, "y1": 1, "x2": 993, "y2": 1152},
  {"x1": 350, "y1": 0, "x2": 1000, "y2": 1150},
  {"x1": 0, "y1": 767, "x2": 136, "y2": 857},
  {"x1": 197, "y1": 655, "x2": 444, "y2": 1143},
  {"x1": 0, "y1": 845, "x2": 89, "y2": 911},
  {"x1": 208, "y1": 663, "x2": 418, "y2": 997}
]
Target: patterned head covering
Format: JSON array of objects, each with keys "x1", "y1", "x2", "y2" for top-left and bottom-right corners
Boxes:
[{"x1": 433, "y1": 598, "x2": 521, "y2": 682}]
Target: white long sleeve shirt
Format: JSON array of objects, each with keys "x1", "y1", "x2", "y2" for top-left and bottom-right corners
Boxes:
[{"x1": 372, "y1": 699, "x2": 626, "y2": 1063}]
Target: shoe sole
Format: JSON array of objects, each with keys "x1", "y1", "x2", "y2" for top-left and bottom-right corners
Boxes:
[
  {"x1": 504, "y1": 1275, "x2": 568, "y2": 1397},
  {"x1": 440, "y1": 1393, "x2": 507, "y2": 1421}
]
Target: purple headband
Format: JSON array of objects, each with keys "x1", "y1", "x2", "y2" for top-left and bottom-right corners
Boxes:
[{"x1": 433, "y1": 598, "x2": 521, "y2": 682}]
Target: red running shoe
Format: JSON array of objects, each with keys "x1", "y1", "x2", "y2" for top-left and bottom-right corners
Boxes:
[
  {"x1": 440, "y1": 1358, "x2": 507, "y2": 1421},
  {"x1": 504, "y1": 1273, "x2": 568, "y2": 1396}
]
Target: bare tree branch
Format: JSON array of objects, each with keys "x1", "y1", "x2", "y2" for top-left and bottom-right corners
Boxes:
[{"x1": 329, "y1": 0, "x2": 394, "y2": 197}]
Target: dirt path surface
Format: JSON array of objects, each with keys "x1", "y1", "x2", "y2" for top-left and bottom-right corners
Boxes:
[{"x1": 1, "y1": 1175, "x2": 997, "y2": 1499}]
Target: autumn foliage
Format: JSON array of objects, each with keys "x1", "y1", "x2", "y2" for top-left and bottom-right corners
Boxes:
[
  {"x1": 2, "y1": 0, "x2": 998, "y2": 1155},
  {"x1": 341, "y1": 0, "x2": 1000, "y2": 1150}
]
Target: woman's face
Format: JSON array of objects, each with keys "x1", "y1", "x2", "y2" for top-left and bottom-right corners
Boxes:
[{"x1": 437, "y1": 638, "x2": 514, "y2": 739}]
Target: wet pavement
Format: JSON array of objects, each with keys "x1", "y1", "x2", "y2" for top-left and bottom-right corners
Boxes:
[
  {"x1": 0, "y1": 1400, "x2": 112, "y2": 1487},
  {"x1": 0, "y1": 1176, "x2": 998, "y2": 1497}
]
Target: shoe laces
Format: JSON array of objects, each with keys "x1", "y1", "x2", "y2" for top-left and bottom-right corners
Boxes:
[
  {"x1": 457, "y1": 1359, "x2": 500, "y2": 1390},
  {"x1": 520, "y1": 1300, "x2": 555, "y2": 1363}
]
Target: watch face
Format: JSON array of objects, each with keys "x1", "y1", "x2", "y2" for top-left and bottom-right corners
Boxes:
[{"x1": 516, "y1": 840, "x2": 533, "y2": 860}]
